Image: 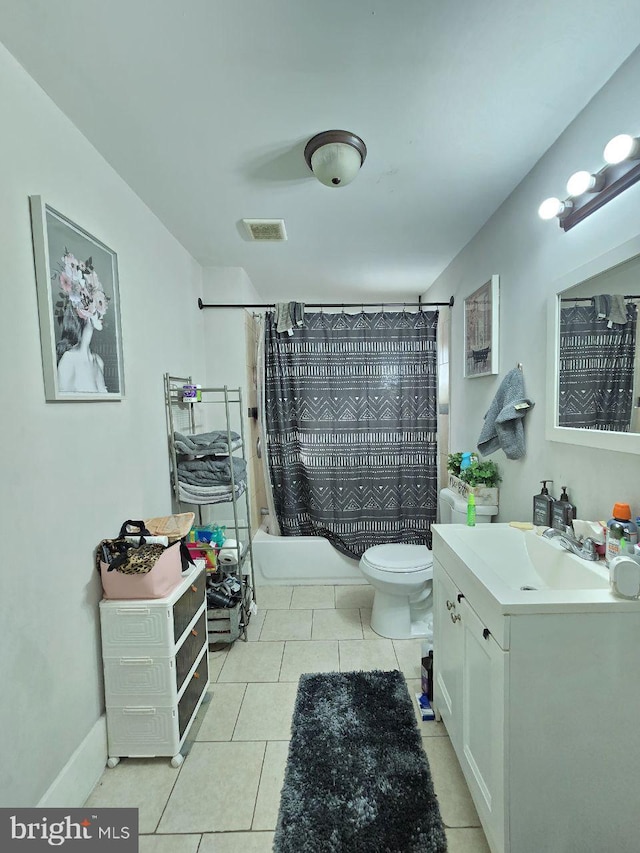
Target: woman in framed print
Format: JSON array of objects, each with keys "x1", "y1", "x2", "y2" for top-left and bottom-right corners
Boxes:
[{"x1": 30, "y1": 196, "x2": 124, "y2": 401}]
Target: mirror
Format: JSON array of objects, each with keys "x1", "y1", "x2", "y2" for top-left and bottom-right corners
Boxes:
[{"x1": 547, "y1": 235, "x2": 640, "y2": 454}]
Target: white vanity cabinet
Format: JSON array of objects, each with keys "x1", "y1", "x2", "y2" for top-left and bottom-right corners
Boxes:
[
  {"x1": 434, "y1": 559, "x2": 507, "y2": 853},
  {"x1": 433, "y1": 524, "x2": 640, "y2": 853}
]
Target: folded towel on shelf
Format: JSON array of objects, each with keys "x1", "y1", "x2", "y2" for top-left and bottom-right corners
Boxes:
[
  {"x1": 173, "y1": 430, "x2": 242, "y2": 456},
  {"x1": 177, "y1": 479, "x2": 246, "y2": 505},
  {"x1": 477, "y1": 367, "x2": 534, "y2": 460},
  {"x1": 177, "y1": 456, "x2": 247, "y2": 487}
]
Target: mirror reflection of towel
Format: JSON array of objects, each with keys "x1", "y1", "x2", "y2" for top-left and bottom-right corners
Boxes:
[
  {"x1": 477, "y1": 368, "x2": 534, "y2": 460},
  {"x1": 593, "y1": 294, "x2": 627, "y2": 326}
]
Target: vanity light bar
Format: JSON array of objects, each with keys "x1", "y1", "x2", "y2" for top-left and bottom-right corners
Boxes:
[{"x1": 538, "y1": 133, "x2": 640, "y2": 231}]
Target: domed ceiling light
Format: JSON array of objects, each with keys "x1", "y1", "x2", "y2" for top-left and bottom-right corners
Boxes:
[{"x1": 304, "y1": 130, "x2": 367, "y2": 188}]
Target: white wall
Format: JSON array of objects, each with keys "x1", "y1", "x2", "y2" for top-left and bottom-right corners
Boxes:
[
  {"x1": 425, "y1": 47, "x2": 640, "y2": 525},
  {"x1": 0, "y1": 43, "x2": 206, "y2": 806}
]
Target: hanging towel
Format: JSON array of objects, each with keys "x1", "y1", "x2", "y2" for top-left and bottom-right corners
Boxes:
[
  {"x1": 275, "y1": 302, "x2": 294, "y2": 334},
  {"x1": 289, "y1": 301, "x2": 305, "y2": 327},
  {"x1": 593, "y1": 294, "x2": 628, "y2": 327},
  {"x1": 477, "y1": 368, "x2": 534, "y2": 460}
]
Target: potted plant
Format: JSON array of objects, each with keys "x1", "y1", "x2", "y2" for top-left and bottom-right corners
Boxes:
[{"x1": 447, "y1": 453, "x2": 500, "y2": 505}]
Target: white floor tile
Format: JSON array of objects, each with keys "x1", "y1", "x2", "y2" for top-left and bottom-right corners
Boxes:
[
  {"x1": 252, "y1": 740, "x2": 290, "y2": 830},
  {"x1": 196, "y1": 683, "x2": 247, "y2": 741},
  {"x1": 445, "y1": 827, "x2": 492, "y2": 852},
  {"x1": 290, "y1": 585, "x2": 335, "y2": 609},
  {"x1": 338, "y1": 638, "x2": 398, "y2": 673},
  {"x1": 259, "y1": 609, "x2": 312, "y2": 641},
  {"x1": 208, "y1": 646, "x2": 230, "y2": 682},
  {"x1": 254, "y1": 586, "x2": 293, "y2": 609},
  {"x1": 279, "y1": 640, "x2": 339, "y2": 681},
  {"x1": 360, "y1": 608, "x2": 379, "y2": 639},
  {"x1": 139, "y1": 834, "x2": 200, "y2": 853},
  {"x1": 218, "y1": 641, "x2": 284, "y2": 682},
  {"x1": 245, "y1": 607, "x2": 266, "y2": 641},
  {"x1": 233, "y1": 682, "x2": 298, "y2": 741},
  {"x1": 393, "y1": 638, "x2": 424, "y2": 680},
  {"x1": 85, "y1": 758, "x2": 180, "y2": 834},
  {"x1": 335, "y1": 585, "x2": 375, "y2": 609},
  {"x1": 421, "y1": 736, "x2": 481, "y2": 828},
  {"x1": 199, "y1": 832, "x2": 275, "y2": 853},
  {"x1": 157, "y1": 742, "x2": 265, "y2": 833},
  {"x1": 311, "y1": 608, "x2": 363, "y2": 640}
]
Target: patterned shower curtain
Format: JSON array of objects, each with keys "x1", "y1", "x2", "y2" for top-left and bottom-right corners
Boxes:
[
  {"x1": 559, "y1": 303, "x2": 637, "y2": 431},
  {"x1": 263, "y1": 310, "x2": 439, "y2": 559}
]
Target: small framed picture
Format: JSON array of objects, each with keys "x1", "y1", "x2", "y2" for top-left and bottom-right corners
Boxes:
[
  {"x1": 29, "y1": 196, "x2": 124, "y2": 401},
  {"x1": 464, "y1": 275, "x2": 499, "y2": 378}
]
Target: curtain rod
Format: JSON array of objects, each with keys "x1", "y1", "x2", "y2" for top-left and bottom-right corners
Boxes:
[
  {"x1": 560, "y1": 294, "x2": 639, "y2": 301},
  {"x1": 197, "y1": 296, "x2": 454, "y2": 310}
]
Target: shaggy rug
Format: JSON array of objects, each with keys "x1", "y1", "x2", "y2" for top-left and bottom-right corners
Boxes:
[{"x1": 274, "y1": 670, "x2": 448, "y2": 853}]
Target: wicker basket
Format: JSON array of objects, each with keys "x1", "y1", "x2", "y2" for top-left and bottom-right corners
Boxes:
[{"x1": 448, "y1": 474, "x2": 498, "y2": 506}]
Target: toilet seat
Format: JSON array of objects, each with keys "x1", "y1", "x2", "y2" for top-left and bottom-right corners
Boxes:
[{"x1": 361, "y1": 543, "x2": 433, "y2": 575}]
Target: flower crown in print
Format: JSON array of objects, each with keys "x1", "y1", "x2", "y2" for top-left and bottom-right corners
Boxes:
[{"x1": 54, "y1": 250, "x2": 110, "y2": 323}]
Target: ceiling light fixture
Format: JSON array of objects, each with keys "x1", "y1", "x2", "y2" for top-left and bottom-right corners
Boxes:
[
  {"x1": 538, "y1": 130, "x2": 640, "y2": 231},
  {"x1": 304, "y1": 130, "x2": 367, "y2": 188}
]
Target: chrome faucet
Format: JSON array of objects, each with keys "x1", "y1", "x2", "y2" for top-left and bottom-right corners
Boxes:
[{"x1": 542, "y1": 527, "x2": 599, "y2": 561}]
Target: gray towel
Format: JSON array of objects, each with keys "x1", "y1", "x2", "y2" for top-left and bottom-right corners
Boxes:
[
  {"x1": 177, "y1": 456, "x2": 246, "y2": 487},
  {"x1": 477, "y1": 368, "x2": 534, "y2": 460},
  {"x1": 275, "y1": 302, "x2": 294, "y2": 334},
  {"x1": 290, "y1": 301, "x2": 305, "y2": 327},
  {"x1": 607, "y1": 295, "x2": 628, "y2": 326},
  {"x1": 173, "y1": 430, "x2": 241, "y2": 455}
]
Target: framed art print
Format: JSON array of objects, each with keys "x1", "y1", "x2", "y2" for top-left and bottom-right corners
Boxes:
[
  {"x1": 464, "y1": 274, "x2": 499, "y2": 378},
  {"x1": 29, "y1": 196, "x2": 124, "y2": 401}
]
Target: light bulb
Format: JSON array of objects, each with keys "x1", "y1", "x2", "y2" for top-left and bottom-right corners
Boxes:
[
  {"x1": 603, "y1": 134, "x2": 639, "y2": 165},
  {"x1": 566, "y1": 171, "x2": 599, "y2": 196},
  {"x1": 538, "y1": 197, "x2": 572, "y2": 220}
]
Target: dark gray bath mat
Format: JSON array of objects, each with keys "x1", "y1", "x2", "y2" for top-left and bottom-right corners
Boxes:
[{"x1": 274, "y1": 669, "x2": 448, "y2": 853}]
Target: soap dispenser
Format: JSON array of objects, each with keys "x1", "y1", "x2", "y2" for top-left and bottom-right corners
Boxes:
[
  {"x1": 551, "y1": 486, "x2": 577, "y2": 532},
  {"x1": 533, "y1": 480, "x2": 555, "y2": 527}
]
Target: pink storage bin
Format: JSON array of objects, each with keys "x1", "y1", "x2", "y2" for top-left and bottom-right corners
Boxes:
[{"x1": 100, "y1": 541, "x2": 183, "y2": 600}]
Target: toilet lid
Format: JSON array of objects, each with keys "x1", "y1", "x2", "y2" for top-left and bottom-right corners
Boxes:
[{"x1": 363, "y1": 543, "x2": 433, "y2": 574}]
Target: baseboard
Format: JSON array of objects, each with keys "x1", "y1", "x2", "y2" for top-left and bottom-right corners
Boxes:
[{"x1": 38, "y1": 716, "x2": 107, "y2": 807}]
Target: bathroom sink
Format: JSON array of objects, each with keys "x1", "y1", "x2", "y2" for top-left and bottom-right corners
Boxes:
[{"x1": 433, "y1": 523, "x2": 610, "y2": 610}]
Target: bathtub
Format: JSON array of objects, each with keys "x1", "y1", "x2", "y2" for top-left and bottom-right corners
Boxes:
[{"x1": 252, "y1": 514, "x2": 365, "y2": 586}]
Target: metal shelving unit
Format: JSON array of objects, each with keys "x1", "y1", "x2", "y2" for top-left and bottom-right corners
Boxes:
[{"x1": 164, "y1": 373, "x2": 256, "y2": 643}]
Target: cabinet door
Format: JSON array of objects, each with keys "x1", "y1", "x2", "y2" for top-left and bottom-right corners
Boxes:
[
  {"x1": 433, "y1": 561, "x2": 463, "y2": 745},
  {"x1": 460, "y1": 597, "x2": 507, "y2": 853}
]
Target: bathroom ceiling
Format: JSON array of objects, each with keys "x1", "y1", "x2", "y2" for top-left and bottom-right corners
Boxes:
[{"x1": 2, "y1": 1, "x2": 640, "y2": 302}]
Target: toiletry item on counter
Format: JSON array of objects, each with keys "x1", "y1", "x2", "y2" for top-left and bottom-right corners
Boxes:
[
  {"x1": 533, "y1": 480, "x2": 555, "y2": 527},
  {"x1": 467, "y1": 493, "x2": 476, "y2": 527},
  {"x1": 551, "y1": 486, "x2": 577, "y2": 532},
  {"x1": 609, "y1": 555, "x2": 640, "y2": 600},
  {"x1": 606, "y1": 521, "x2": 626, "y2": 565},
  {"x1": 606, "y1": 504, "x2": 638, "y2": 559}
]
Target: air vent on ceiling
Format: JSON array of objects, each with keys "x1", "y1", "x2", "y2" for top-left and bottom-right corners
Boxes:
[{"x1": 242, "y1": 219, "x2": 287, "y2": 241}]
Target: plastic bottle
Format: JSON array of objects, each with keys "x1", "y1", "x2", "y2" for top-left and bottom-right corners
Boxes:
[
  {"x1": 533, "y1": 480, "x2": 555, "y2": 527},
  {"x1": 551, "y1": 486, "x2": 577, "y2": 532},
  {"x1": 467, "y1": 493, "x2": 476, "y2": 527},
  {"x1": 607, "y1": 504, "x2": 638, "y2": 555},
  {"x1": 460, "y1": 452, "x2": 473, "y2": 471},
  {"x1": 606, "y1": 521, "x2": 626, "y2": 565}
]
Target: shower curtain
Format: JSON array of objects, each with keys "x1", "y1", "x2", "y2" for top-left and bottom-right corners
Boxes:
[
  {"x1": 559, "y1": 302, "x2": 637, "y2": 431},
  {"x1": 262, "y1": 309, "x2": 439, "y2": 559}
]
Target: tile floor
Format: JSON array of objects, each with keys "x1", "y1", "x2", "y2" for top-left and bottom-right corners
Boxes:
[{"x1": 86, "y1": 584, "x2": 491, "y2": 853}]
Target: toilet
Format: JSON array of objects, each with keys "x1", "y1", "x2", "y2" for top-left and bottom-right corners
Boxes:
[{"x1": 359, "y1": 487, "x2": 498, "y2": 639}]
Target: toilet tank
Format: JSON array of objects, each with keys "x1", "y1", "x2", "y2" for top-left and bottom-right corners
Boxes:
[{"x1": 438, "y1": 487, "x2": 497, "y2": 523}]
